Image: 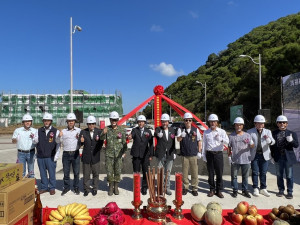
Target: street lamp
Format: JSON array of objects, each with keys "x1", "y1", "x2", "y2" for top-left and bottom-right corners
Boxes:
[
  {"x1": 239, "y1": 54, "x2": 262, "y2": 110},
  {"x1": 196, "y1": 81, "x2": 207, "y2": 123},
  {"x1": 164, "y1": 93, "x2": 172, "y2": 119},
  {"x1": 70, "y1": 17, "x2": 82, "y2": 113}
]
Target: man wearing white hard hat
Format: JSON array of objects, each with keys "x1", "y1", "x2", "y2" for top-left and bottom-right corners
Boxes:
[
  {"x1": 33, "y1": 113, "x2": 60, "y2": 195},
  {"x1": 128, "y1": 115, "x2": 153, "y2": 195},
  {"x1": 247, "y1": 115, "x2": 275, "y2": 197},
  {"x1": 57, "y1": 113, "x2": 81, "y2": 196},
  {"x1": 270, "y1": 115, "x2": 299, "y2": 199},
  {"x1": 228, "y1": 117, "x2": 255, "y2": 198},
  {"x1": 202, "y1": 113, "x2": 229, "y2": 198},
  {"x1": 177, "y1": 112, "x2": 202, "y2": 196},
  {"x1": 154, "y1": 113, "x2": 176, "y2": 195},
  {"x1": 79, "y1": 115, "x2": 103, "y2": 197},
  {"x1": 12, "y1": 114, "x2": 37, "y2": 178},
  {"x1": 100, "y1": 111, "x2": 127, "y2": 196}
]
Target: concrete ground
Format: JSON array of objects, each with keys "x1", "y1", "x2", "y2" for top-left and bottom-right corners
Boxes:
[{"x1": 1, "y1": 134, "x2": 300, "y2": 210}]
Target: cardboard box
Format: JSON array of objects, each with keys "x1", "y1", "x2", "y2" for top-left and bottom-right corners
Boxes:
[
  {"x1": 0, "y1": 178, "x2": 35, "y2": 224},
  {"x1": 0, "y1": 205, "x2": 34, "y2": 225},
  {"x1": 0, "y1": 164, "x2": 23, "y2": 191}
]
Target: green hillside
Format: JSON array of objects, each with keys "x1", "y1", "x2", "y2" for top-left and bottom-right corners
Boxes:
[{"x1": 144, "y1": 12, "x2": 300, "y2": 125}]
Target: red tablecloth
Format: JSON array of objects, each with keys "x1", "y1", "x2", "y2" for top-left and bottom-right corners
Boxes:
[{"x1": 43, "y1": 208, "x2": 273, "y2": 225}]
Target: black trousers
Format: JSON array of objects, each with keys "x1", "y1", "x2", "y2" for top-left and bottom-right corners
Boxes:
[
  {"x1": 206, "y1": 151, "x2": 224, "y2": 192},
  {"x1": 132, "y1": 156, "x2": 150, "y2": 188},
  {"x1": 82, "y1": 161, "x2": 100, "y2": 192}
]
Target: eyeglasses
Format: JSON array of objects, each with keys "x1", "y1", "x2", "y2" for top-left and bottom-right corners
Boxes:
[
  {"x1": 87, "y1": 123, "x2": 96, "y2": 125},
  {"x1": 185, "y1": 119, "x2": 192, "y2": 122},
  {"x1": 278, "y1": 122, "x2": 287, "y2": 124},
  {"x1": 111, "y1": 119, "x2": 118, "y2": 122}
]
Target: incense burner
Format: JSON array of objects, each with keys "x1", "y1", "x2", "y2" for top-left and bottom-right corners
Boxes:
[{"x1": 146, "y1": 197, "x2": 168, "y2": 222}]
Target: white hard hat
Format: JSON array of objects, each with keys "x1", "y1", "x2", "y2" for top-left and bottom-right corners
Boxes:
[
  {"x1": 43, "y1": 113, "x2": 53, "y2": 121},
  {"x1": 254, "y1": 115, "x2": 265, "y2": 123},
  {"x1": 233, "y1": 117, "x2": 244, "y2": 125},
  {"x1": 109, "y1": 111, "x2": 119, "y2": 119},
  {"x1": 137, "y1": 115, "x2": 146, "y2": 122},
  {"x1": 66, "y1": 113, "x2": 77, "y2": 121},
  {"x1": 87, "y1": 115, "x2": 96, "y2": 124},
  {"x1": 276, "y1": 115, "x2": 288, "y2": 123},
  {"x1": 161, "y1": 113, "x2": 170, "y2": 121},
  {"x1": 22, "y1": 114, "x2": 33, "y2": 121},
  {"x1": 208, "y1": 114, "x2": 219, "y2": 121},
  {"x1": 183, "y1": 112, "x2": 193, "y2": 119}
]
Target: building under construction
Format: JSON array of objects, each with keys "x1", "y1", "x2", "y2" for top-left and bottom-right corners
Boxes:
[{"x1": 0, "y1": 90, "x2": 123, "y2": 126}]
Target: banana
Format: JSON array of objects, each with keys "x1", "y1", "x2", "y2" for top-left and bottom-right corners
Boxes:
[
  {"x1": 65, "y1": 204, "x2": 70, "y2": 215},
  {"x1": 82, "y1": 212, "x2": 90, "y2": 216},
  {"x1": 75, "y1": 208, "x2": 89, "y2": 217},
  {"x1": 71, "y1": 204, "x2": 87, "y2": 217},
  {"x1": 57, "y1": 205, "x2": 66, "y2": 218},
  {"x1": 50, "y1": 209, "x2": 63, "y2": 221},
  {"x1": 74, "y1": 220, "x2": 90, "y2": 225},
  {"x1": 46, "y1": 221, "x2": 60, "y2": 225},
  {"x1": 74, "y1": 215, "x2": 92, "y2": 221},
  {"x1": 49, "y1": 215, "x2": 59, "y2": 222},
  {"x1": 69, "y1": 203, "x2": 78, "y2": 215}
]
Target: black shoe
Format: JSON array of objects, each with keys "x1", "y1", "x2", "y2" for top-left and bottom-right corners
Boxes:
[
  {"x1": 61, "y1": 188, "x2": 70, "y2": 196},
  {"x1": 286, "y1": 193, "x2": 293, "y2": 199},
  {"x1": 232, "y1": 191, "x2": 238, "y2": 198},
  {"x1": 216, "y1": 192, "x2": 224, "y2": 198},
  {"x1": 141, "y1": 188, "x2": 147, "y2": 195},
  {"x1": 83, "y1": 191, "x2": 89, "y2": 197},
  {"x1": 92, "y1": 190, "x2": 97, "y2": 196},
  {"x1": 182, "y1": 188, "x2": 188, "y2": 195},
  {"x1": 242, "y1": 191, "x2": 251, "y2": 198},
  {"x1": 276, "y1": 191, "x2": 284, "y2": 197},
  {"x1": 192, "y1": 191, "x2": 198, "y2": 196},
  {"x1": 207, "y1": 190, "x2": 215, "y2": 197},
  {"x1": 74, "y1": 188, "x2": 80, "y2": 195}
]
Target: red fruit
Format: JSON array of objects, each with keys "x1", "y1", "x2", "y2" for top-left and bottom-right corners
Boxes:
[
  {"x1": 231, "y1": 212, "x2": 244, "y2": 225},
  {"x1": 244, "y1": 215, "x2": 257, "y2": 225},
  {"x1": 255, "y1": 214, "x2": 264, "y2": 225},
  {"x1": 108, "y1": 210, "x2": 125, "y2": 225},
  {"x1": 248, "y1": 205, "x2": 258, "y2": 216},
  {"x1": 92, "y1": 214, "x2": 109, "y2": 225},
  {"x1": 102, "y1": 202, "x2": 120, "y2": 215},
  {"x1": 236, "y1": 201, "x2": 249, "y2": 215}
]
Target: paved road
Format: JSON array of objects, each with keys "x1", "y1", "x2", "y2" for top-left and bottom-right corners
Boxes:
[{"x1": 1, "y1": 134, "x2": 300, "y2": 210}]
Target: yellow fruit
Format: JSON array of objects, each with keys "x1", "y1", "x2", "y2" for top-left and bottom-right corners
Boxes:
[
  {"x1": 46, "y1": 221, "x2": 60, "y2": 225},
  {"x1": 69, "y1": 203, "x2": 78, "y2": 215},
  {"x1": 50, "y1": 210, "x2": 63, "y2": 221},
  {"x1": 74, "y1": 215, "x2": 92, "y2": 221},
  {"x1": 74, "y1": 220, "x2": 90, "y2": 225},
  {"x1": 72, "y1": 204, "x2": 87, "y2": 217},
  {"x1": 65, "y1": 204, "x2": 70, "y2": 215},
  {"x1": 76, "y1": 208, "x2": 89, "y2": 217},
  {"x1": 57, "y1": 205, "x2": 66, "y2": 218},
  {"x1": 49, "y1": 215, "x2": 59, "y2": 222}
]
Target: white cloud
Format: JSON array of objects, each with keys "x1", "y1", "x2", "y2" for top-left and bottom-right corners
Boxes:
[
  {"x1": 150, "y1": 62, "x2": 184, "y2": 76},
  {"x1": 227, "y1": 1, "x2": 235, "y2": 5},
  {"x1": 189, "y1": 11, "x2": 199, "y2": 19},
  {"x1": 150, "y1": 24, "x2": 163, "y2": 32}
]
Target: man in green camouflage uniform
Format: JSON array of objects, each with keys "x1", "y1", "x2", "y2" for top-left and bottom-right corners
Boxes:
[{"x1": 100, "y1": 111, "x2": 127, "y2": 196}]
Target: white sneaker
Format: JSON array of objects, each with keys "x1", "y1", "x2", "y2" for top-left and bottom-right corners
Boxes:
[
  {"x1": 260, "y1": 189, "x2": 270, "y2": 197},
  {"x1": 253, "y1": 188, "x2": 260, "y2": 196}
]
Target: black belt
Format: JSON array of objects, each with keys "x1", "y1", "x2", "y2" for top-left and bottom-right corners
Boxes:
[
  {"x1": 18, "y1": 149, "x2": 35, "y2": 153},
  {"x1": 207, "y1": 151, "x2": 222, "y2": 154},
  {"x1": 63, "y1": 150, "x2": 79, "y2": 154}
]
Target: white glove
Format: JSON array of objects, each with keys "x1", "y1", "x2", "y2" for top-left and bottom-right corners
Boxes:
[
  {"x1": 270, "y1": 158, "x2": 275, "y2": 164},
  {"x1": 197, "y1": 152, "x2": 202, "y2": 159},
  {"x1": 181, "y1": 131, "x2": 186, "y2": 138},
  {"x1": 158, "y1": 131, "x2": 163, "y2": 138},
  {"x1": 286, "y1": 134, "x2": 293, "y2": 142},
  {"x1": 266, "y1": 137, "x2": 271, "y2": 144},
  {"x1": 228, "y1": 156, "x2": 232, "y2": 165},
  {"x1": 173, "y1": 154, "x2": 176, "y2": 160},
  {"x1": 250, "y1": 139, "x2": 254, "y2": 145},
  {"x1": 54, "y1": 156, "x2": 59, "y2": 162}
]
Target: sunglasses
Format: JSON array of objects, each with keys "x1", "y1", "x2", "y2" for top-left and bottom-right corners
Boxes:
[
  {"x1": 185, "y1": 119, "x2": 192, "y2": 122},
  {"x1": 87, "y1": 123, "x2": 96, "y2": 125},
  {"x1": 111, "y1": 119, "x2": 119, "y2": 122},
  {"x1": 278, "y1": 122, "x2": 287, "y2": 124}
]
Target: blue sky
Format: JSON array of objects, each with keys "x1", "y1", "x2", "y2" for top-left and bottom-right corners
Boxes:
[{"x1": 0, "y1": 1, "x2": 299, "y2": 114}]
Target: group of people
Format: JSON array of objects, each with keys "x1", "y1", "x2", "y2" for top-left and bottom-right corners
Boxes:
[{"x1": 12, "y1": 111, "x2": 298, "y2": 200}]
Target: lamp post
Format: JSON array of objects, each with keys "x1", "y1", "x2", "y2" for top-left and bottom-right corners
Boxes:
[
  {"x1": 164, "y1": 93, "x2": 172, "y2": 119},
  {"x1": 70, "y1": 17, "x2": 82, "y2": 113},
  {"x1": 239, "y1": 54, "x2": 262, "y2": 110},
  {"x1": 196, "y1": 81, "x2": 206, "y2": 123}
]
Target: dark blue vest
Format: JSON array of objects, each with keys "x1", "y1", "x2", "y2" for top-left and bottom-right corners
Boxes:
[
  {"x1": 180, "y1": 126, "x2": 198, "y2": 156},
  {"x1": 36, "y1": 127, "x2": 57, "y2": 158}
]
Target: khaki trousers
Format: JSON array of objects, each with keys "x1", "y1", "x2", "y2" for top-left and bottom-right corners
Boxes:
[{"x1": 182, "y1": 156, "x2": 198, "y2": 191}]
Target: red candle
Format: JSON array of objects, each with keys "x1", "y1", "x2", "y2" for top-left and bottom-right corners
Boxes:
[
  {"x1": 133, "y1": 173, "x2": 141, "y2": 204},
  {"x1": 175, "y1": 172, "x2": 183, "y2": 204}
]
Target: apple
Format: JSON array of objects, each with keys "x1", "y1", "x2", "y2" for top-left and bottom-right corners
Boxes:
[
  {"x1": 231, "y1": 212, "x2": 244, "y2": 225},
  {"x1": 236, "y1": 201, "x2": 249, "y2": 215},
  {"x1": 248, "y1": 205, "x2": 258, "y2": 216},
  {"x1": 244, "y1": 215, "x2": 258, "y2": 225},
  {"x1": 255, "y1": 214, "x2": 264, "y2": 225}
]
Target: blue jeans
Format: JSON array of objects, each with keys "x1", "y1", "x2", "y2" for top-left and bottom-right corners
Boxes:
[
  {"x1": 18, "y1": 151, "x2": 35, "y2": 178},
  {"x1": 157, "y1": 157, "x2": 173, "y2": 191},
  {"x1": 251, "y1": 153, "x2": 269, "y2": 189},
  {"x1": 231, "y1": 163, "x2": 251, "y2": 192},
  {"x1": 275, "y1": 157, "x2": 293, "y2": 194},
  {"x1": 62, "y1": 151, "x2": 80, "y2": 190},
  {"x1": 37, "y1": 157, "x2": 57, "y2": 191}
]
